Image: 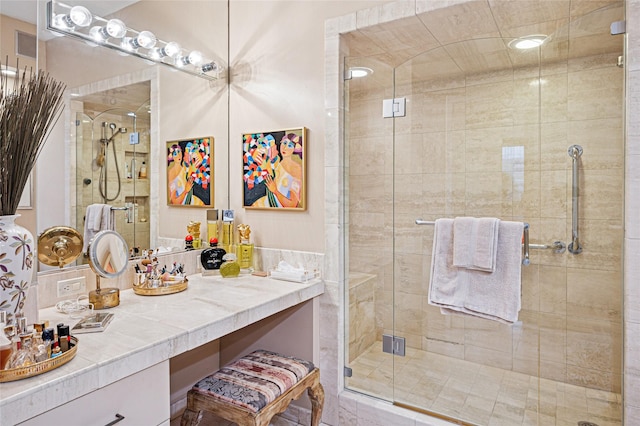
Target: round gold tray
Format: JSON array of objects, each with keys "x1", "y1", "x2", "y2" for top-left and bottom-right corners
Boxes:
[
  {"x1": 0, "y1": 336, "x2": 78, "y2": 382},
  {"x1": 133, "y1": 279, "x2": 188, "y2": 296}
]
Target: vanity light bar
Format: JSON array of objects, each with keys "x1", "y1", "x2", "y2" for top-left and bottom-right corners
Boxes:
[{"x1": 46, "y1": 0, "x2": 222, "y2": 82}]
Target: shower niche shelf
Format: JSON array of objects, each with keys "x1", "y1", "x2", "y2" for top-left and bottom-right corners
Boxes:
[{"x1": 123, "y1": 179, "x2": 150, "y2": 197}]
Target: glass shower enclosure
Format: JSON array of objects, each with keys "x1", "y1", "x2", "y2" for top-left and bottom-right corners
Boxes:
[
  {"x1": 74, "y1": 81, "x2": 151, "y2": 258},
  {"x1": 343, "y1": 2, "x2": 624, "y2": 425}
]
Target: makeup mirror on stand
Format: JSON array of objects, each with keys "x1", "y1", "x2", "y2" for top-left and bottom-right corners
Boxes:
[{"x1": 87, "y1": 230, "x2": 128, "y2": 309}]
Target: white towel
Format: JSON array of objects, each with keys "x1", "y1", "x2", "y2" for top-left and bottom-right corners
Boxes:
[
  {"x1": 101, "y1": 204, "x2": 115, "y2": 231},
  {"x1": 429, "y1": 218, "x2": 523, "y2": 324},
  {"x1": 83, "y1": 204, "x2": 115, "y2": 253},
  {"x1": 453, "y1": 217, "x2": 499, "y2": 272},
  {"x1": 86, "y1": 204, "x2": 104, "y2": 232}
]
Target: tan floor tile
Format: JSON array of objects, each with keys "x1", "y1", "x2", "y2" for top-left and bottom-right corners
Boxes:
[{"x1": 347, "y1": 343, "x2": 621, "y2": 425}]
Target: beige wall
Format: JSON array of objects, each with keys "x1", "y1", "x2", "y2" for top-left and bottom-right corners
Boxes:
[
  {"x1": 227, "y1": 1, "x2": 389, "y2": 252},
  {"x1": 0, "y1": 14, "x2": 42, "y2": 233},
  {"x1": 35, "y1": 0, "x2": 384, "y2": 253}
]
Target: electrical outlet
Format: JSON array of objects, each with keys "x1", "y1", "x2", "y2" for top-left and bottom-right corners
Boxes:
[{"x1": 57, "y1": 277, "x2": 86, "y2": 298}]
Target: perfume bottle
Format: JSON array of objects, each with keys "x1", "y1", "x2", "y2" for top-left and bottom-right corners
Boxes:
[
  {"x1": 5, "y1": 334, "x2": 36, "y2": 369},
  {"x1": 187, "y1": 221, "x2": 202, "y2": 249},
  {"x1": 221, "y1": 209, "x2": 234, "y2": 254},
  {"x1": 236, "y1": 224, "x2": 254, "y2": 272},
  {"x1": 200, "y1": 238, "x2": 226, "y2": 275},
  {"x1": 0, "y1": 312, "x2": 12, "y2": 370},
  {"x1": 207, "y1": 209, "x2": 219, "y2": 244},
  {"x1": 220, "y1": 253, "x2": 240, "y2": 278}
]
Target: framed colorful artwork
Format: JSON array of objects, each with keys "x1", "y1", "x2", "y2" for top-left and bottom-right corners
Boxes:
[
  {"x1": 242, "y1": 127, "x2": 306, "y2": 211},
  {"x1": 166, "y1": 136, "x2": 213, "y2": 207}
]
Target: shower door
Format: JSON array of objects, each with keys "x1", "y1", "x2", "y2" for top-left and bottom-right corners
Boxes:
[{"x1": 344, "y1": 2, "x2": 624, "y2": 425}]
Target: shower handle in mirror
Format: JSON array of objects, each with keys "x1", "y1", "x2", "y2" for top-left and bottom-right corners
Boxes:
[{"x1": 87, "y1": 230, "x2": 129, "y2": 309}]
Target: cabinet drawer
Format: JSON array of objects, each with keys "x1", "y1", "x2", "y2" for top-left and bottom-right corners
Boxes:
[{"x1": 20, "y1": 361, "x2": 169, "y2": 426}]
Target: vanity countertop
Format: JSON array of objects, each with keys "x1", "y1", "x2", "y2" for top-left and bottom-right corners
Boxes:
[{"x1": 0, "y1": 273, "x2": 324, "y2": 425}]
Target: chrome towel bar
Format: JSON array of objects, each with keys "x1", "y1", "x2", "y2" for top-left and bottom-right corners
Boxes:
[{"x1": 416, "y1": 219, "x2": 566, "y2": 266}]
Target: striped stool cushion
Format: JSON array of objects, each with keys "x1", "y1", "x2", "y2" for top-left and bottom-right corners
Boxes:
[{"x1": 191, "y1": 350, "x2": 315, "y2": 413}]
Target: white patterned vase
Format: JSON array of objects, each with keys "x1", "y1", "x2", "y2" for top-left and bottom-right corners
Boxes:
[{"x1": 0, "y1": 215, "x2": 34, "y2": 324}]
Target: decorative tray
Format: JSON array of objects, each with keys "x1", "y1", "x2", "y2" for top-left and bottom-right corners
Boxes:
[
  {"x1": 132, "y1": 278, "x2": 188, "y2": 296},
  {"x1": 0, "y1": 336, "x2": 78, "y2": 382}
]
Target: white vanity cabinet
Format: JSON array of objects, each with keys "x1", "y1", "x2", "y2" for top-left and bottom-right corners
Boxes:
[{"x1": 19, "y1": 361, "x2": 170, "y2": 426}]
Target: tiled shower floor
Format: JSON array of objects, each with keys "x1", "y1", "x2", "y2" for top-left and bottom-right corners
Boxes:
[{"x1": 346, "y1": 344, "x2": 622, "y2": 426}]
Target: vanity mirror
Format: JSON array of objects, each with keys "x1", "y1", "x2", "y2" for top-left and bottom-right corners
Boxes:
[
  {"x1": 87, "y1": 230, "x2": 128, "y2": 309},
  {"x1": 0, "y1": 1, "x2": 230, "y2": 271}
]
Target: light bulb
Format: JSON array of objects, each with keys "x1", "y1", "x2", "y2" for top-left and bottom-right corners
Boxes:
[
  {"x1": 136, "y1": 31, "x2": 157, "y2": 49},
  {"x1": 176, "y1": 51, "x2": 203, "y2": 68},
  {"x1": 121, "y1": 37, "x2": 136, "y2": 51},
  {"x1": 175, "y1": 56, "x2": 188, "y2": 68},
  {"x1": 148, "y1": 47, "x2": 163, "y2": 60},
  {"x1": 52, "y1": 14, "x2": 74, "y2": 29},
  {"x1": 162, "y1": 42, "x2": 181, "y2": 58},
  {"x1": 89, "y1": 25, "x2": 106, "y2": 42},
  {"x1": 52, "y1": 6, "x2": 91, "y2": 30},
  {"x1": 187, "y1": 51, "x2": 203, "y2": 66},
  {"x1": 69, "y1": 6, "x2": 92, "y2": 27},
  {"x1": 104, "y1": 19, "x2": 127, "y2": 38}
]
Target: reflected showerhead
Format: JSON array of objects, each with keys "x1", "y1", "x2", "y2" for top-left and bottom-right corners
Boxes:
[
  {"x1": 109, "y1": 122, "x2": 117, "y2": 130},
  {"x1": 107, "y1": 127, "x2": 128, "y2": 142}
]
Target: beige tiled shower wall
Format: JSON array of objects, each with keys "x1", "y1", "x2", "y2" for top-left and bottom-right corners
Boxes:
[
  {"x1": 625, "y1": 1, "x2": 640, "y2": 422},
  {"x1": 348, "y1": 53, "x2": 623, "y2": 393}
]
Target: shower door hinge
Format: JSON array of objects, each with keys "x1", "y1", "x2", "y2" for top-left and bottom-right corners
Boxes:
[
  {"x1": 611, "y1": 20, "x2": 626, "y2": 35},
  {"x1": 382, "y1": 97, "x2": 406, "y2": 118},
  {"x1": 344, "y1": 366, "x2": 353, "y2": 377},
  {"x1": 382, "y1": 334, "x2": 406, "y2": 356}
]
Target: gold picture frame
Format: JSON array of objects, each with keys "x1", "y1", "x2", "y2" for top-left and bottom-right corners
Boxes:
[
  {"x1": 166, "y1": 136, "x2": 213, "y2": 207},
  {"x1": 242, "y1": 128, "x2": 306, "y2": 211}
]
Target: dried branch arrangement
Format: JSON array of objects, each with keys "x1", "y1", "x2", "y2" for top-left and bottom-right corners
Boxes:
[{"x1": 0, "y1": 59, "x2": 66, "y2": 215}]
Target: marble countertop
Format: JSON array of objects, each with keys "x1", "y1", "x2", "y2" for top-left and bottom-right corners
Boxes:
[{"x1": 0, "y1": 273, "x2": 324, "y2": 425}]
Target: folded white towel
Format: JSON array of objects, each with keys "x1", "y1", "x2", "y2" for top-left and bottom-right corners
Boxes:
[
  {"x1": 83, "y1": 204, "x2": 115, "y2": 253},
  {"x1": 453, "y1": 217, "x2": 499, "y2": 272},
  {"x1": 86, "y1": 204, "x2": 104, "y2": 232},
  {"x1": 83, "y1": 204, "x2": 103, "y2": 253},
  {"x1": 429, "y1": 218, "x2": 523, "y2": 324},
  {"x1": 429, "y1": 218, "x2": 467, "y2": 311},
  {"x1": 101, "y1": 204, "x2": 115, "y2": 231}
]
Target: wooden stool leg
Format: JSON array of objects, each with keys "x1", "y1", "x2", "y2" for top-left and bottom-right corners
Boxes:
[
  {"x1": 308, "y1": 381, "x2": 325, "y2": 426},
  {"x1": 180, "y1": 408, "x2": 204, "y2": 426}
]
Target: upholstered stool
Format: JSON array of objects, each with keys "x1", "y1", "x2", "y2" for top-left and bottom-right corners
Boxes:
[{"x1": 180, "y1": 349, "x2": 324, "y2": 426}]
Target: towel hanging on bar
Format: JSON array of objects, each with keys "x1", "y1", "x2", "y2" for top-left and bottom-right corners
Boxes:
[{"x1": 427, "y1": 218, "x2": 524, "y2": 324}]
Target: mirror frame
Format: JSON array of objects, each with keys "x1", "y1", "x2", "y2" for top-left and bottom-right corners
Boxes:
[{"x1": 87, "y1": 230, "x2": 129, "y2": 279}]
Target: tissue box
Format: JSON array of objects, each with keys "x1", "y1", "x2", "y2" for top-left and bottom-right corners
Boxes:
[{"x1": 269, "y1": 269, "x2": 319, "y2": 283}]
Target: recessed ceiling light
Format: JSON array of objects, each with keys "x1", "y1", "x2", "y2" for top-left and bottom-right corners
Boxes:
[
  {"x1": 508, "y1": 35, "x2": 547, "y2": 50},
  {"x1": 349, "y1": 67, "x2": 373, "y2": 78}
]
